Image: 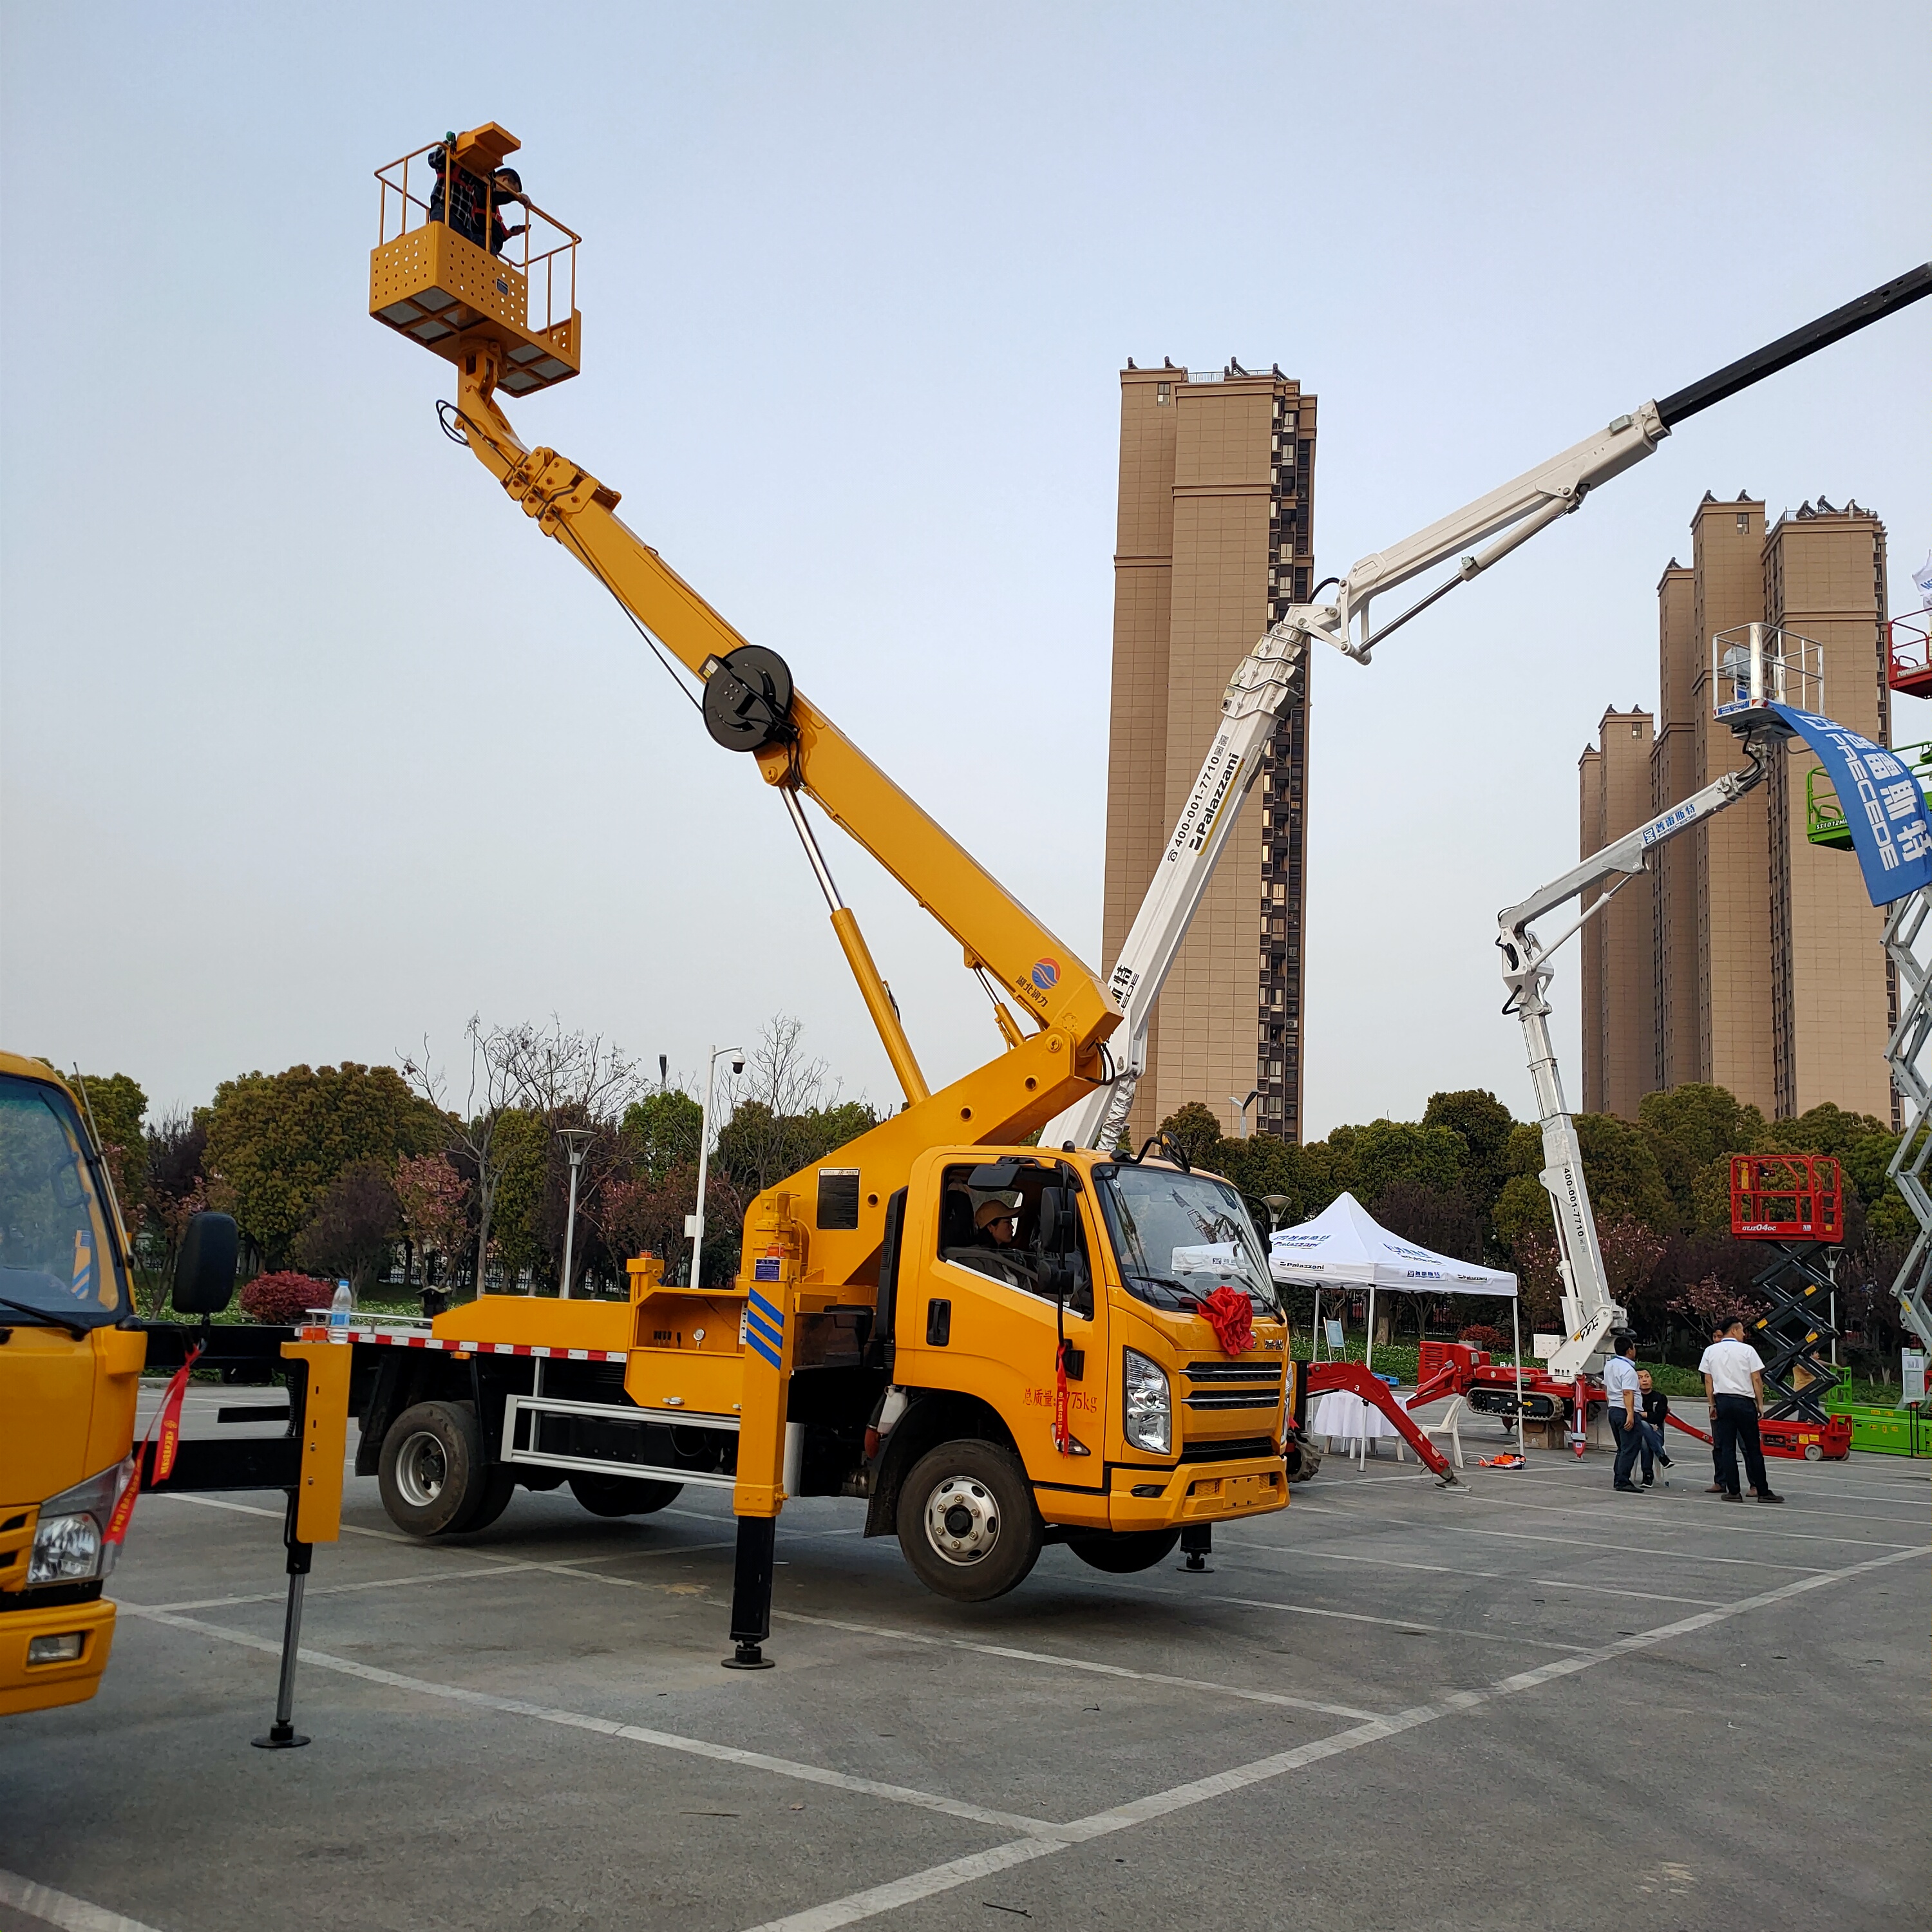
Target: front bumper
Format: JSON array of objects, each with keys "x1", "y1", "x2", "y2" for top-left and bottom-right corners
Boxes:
[
  {"x1": 0, "y1": 1594, "x2": 117, "y2": 1716},
  {"x1": 1107, "y1": 1454, "x2": 1287, "y2": 1533}
]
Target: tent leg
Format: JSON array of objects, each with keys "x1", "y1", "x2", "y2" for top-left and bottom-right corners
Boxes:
[{"x1": 1365, "y1": 1286, "x2": 1376, "y2": 1382}]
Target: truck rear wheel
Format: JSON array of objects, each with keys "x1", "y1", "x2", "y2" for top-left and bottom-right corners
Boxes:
[
  {"x1": 379, "y1": 1401, "x2": 493, "y2": 1537},
  {"x1": 567, "y1": 1472, "x2": 683, "y2": 1517},
  {"x1": 897, "y1": 1440, "x2": 1042, "y2": 1602},
  {"x1": 1065, "y1": 1528, "x2": 1180, "y2": 1574}
]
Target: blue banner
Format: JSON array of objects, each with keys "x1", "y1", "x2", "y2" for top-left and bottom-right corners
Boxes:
[{"x1": 1772, "y1": 705, "x2": 1932, "y2": 905}]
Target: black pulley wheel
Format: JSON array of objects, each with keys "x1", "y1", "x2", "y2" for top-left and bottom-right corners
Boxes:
[{"x1": 703, "y1": 645, "x2": 794, "y2": 752}]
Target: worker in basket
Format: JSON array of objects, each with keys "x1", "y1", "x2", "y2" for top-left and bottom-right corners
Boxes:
[{"x1": 428, "y1": 141, "x2": 529, "y2": 257}]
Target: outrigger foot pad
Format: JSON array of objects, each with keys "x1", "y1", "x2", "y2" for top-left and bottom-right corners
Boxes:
[
  {"x1": 721, "y1": 1642, "x2": 775, "y2": 1671},
  {"x1": 1177, "y1": 1525, "x2": 1213, "y2": 1573},
  {"x1": 251, "y1": 1721, "x2": 310, "y2": 1749}
]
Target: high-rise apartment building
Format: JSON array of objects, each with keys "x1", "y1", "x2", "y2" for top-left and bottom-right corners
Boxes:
[
  {"x1": 1578, "y1": 491, "x2": 1896, "y2": 1124},
  {"x1": 1578, "y1": 708, "x2": 1656, "y2": 1119},
  {"x1": 1103, "y1": 363, "x2": 1314, "y2": 1146}
]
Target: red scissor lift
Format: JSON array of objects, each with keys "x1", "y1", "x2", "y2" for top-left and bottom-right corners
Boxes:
[{"x1": 1720, "y1": 1154, "x2": 1852, "y2": 1459}]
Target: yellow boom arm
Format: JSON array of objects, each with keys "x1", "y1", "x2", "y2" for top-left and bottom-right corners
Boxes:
[{"x1": 448, "y1": 342, "x2": 1118, "y2": 1286}]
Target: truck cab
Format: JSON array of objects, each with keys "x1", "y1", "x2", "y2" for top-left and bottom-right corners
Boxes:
[
  {"x1": 0, "y1": 1053, "x2": 145, "y2": 1714},
  {"x1": 862, "y1": 1144, "x2": 1291, "y2": 1599}
]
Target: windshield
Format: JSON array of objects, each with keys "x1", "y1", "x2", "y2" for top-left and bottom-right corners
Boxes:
[
  {"x1": 1094, "y1": 1162, "x2": 1279, "y2": 1317},
  {"x1": 0, "y1": 1073, "x2": 128, "y2": 1331}
]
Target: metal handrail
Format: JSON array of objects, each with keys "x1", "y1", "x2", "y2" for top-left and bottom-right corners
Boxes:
[{"x1": 374, "y1": 140, "x2": 579, "y2": 337}]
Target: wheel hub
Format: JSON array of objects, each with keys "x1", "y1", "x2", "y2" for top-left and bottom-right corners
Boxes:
[
  {"x1": 395, "y1": 1430, "x2": 448, "y2": 1508},
  {"x1": 923, "y1": 1475, "x2": 999, "y2": 1566}
]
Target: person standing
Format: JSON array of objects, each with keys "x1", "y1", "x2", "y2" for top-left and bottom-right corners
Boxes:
[
  {"x1": 1603, "y1": 1333, "x2": 1647, "y2": 1493},
  {"x1": 1699, "y1": 1318, "x2": 1783, "y2": 1504}
]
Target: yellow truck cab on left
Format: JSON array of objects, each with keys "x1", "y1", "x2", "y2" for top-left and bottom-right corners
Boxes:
[{"x1": 0, "y1": 1052, "x2": 146, "y2": 1714}]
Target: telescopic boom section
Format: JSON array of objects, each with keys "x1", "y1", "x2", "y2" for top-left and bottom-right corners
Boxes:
[{"x1": 446, "y1": 345, "x2": 1115, "y2": 1287}]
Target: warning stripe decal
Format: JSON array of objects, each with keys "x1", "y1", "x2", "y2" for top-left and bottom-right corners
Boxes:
[{"x1": 298, "y1": 1324, "x2": 629, "y2": 1363}]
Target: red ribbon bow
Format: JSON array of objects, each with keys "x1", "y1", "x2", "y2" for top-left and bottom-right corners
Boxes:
[{"x1": 1200, "y1": 1285, "x2": 1254, "y2": 1357}]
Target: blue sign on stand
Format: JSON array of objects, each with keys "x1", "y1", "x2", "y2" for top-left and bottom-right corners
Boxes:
[{"x1": 1773, "y1": 705, "x2": 1932, "y2": 905}]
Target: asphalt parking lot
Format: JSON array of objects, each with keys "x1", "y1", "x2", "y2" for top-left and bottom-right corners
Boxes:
[{"x1": 3, "y1": 1395, "x2": 1925, "y2": 1932}]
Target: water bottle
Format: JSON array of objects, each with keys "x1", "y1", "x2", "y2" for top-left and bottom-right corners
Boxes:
[{"x1": 329, "y1": 1279, "x2": 353, "y2": 1343}]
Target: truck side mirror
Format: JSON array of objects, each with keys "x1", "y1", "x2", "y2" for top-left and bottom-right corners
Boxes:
[
  {"x1": 1037, "y1": 1186, "x2": 1076, "y2": 1258},
  {"x1": 173, "y1": 1211, "x2": 240, "y2": 1315}
]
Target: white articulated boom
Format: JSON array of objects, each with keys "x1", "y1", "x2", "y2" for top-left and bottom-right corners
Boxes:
[
  {"x1": 1497, "y1": 719, "x2": 1783, "y2": 1377},
  {"x1": 1051, "y1": 263, "x2": 1932, "y2": 1153}
]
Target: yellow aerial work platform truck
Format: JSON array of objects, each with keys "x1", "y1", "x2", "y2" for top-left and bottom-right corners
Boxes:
[{"x1": 360, "y1": 125, "x2": 1294, "y2": 1665}]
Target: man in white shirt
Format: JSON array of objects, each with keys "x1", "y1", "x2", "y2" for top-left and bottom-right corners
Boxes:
[
  {"x1": 1602, "y1": 1333, "x2": 1649, "y2": 1493},
  {"x1": 1698, "y1": 1318, "x2": 1783, "y2": 1504}
]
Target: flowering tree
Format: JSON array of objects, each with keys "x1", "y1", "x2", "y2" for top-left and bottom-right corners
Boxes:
[
  {"x1": 1669, "y1": 1273, "x2": 1766, "y2": 1339},
  {"x1": 393, "y1": 1153, "x2": 469, "y2": 1288}
]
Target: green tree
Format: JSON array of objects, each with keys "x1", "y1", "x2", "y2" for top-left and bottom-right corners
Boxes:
[
  {"x1": 203, "y1": 1063, "x2": 446, "y2": 1267},
  {"x1": 1216, "y1": 1133, "x2": 1319, "y2": 1226},
  {"x1": 71, "y1": 1071, "x2": 148, "y2": 1229},
  {"x1": 1155, "y1": 1101, "x2": 1225, "y2": 1170},
  {"x1": 291, "y1": 1160, "x2": 403, "y2": 1297},
  {"x1": 622, "y1": 1088, "x2": 704, "y2": 1180},
  {"x1": 1639, "y1": 1083, "x2": 1767, "y2": 1228},
  {"x1": 1421, "y1": 1089, "x2": 1518, "y2": 1204},
  {"x1": 1493, "y1": 1113, "x2": 1674, "y2": 1252},
  {"x1": 484, "y1": 1106, "x2": 551, "y2": 1285},
  {"x1": 1327, "y1": 1119, "x2": 1466, "y2": 1206}
]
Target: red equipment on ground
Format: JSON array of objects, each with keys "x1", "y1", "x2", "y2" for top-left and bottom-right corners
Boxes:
[{"x1": 1298, "y1": 1359, "x2": 1459, "y2": 1482}]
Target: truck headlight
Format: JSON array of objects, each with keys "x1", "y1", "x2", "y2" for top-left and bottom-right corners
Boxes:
[
  {"x1": 28, "y1": 1460, "x2": 131, "y2": 1586},
  {"x1": 1123, "y1": 1349, "x2": 1171, "y2": 1455},
  {"x1": 28, "y1": 1512, "x2": 103, "y2": 1584}
]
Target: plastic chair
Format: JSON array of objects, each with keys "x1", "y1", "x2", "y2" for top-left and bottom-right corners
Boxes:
[{"x1": 1415, "y1": 1394, "x2": 1466, "y2": 1470}]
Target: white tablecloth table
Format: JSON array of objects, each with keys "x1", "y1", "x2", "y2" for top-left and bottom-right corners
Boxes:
[{"x1": 1307, "y1": 1389, "x2": 1404, "y2": 1463}]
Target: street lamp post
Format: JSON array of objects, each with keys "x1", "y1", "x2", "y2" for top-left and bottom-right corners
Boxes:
[
  {"x1": 555, "y1": 1126, "x2": 596, "y2": 1301},
  {"x1": 1230, "y1": 1089, "x2": 1260, "y2": 1139},
  {"x1": 688, "y1": 1046, "x2": 744, "y2": 1289}
]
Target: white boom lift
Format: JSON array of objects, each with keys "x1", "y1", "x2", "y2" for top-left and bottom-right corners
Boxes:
[
  {"x1": 1049, "y1": 262, "x2": 1932, "y2": 1157},
  {"x1": 1495, "y1": 632, "x2": 1806, "y2": 1376}
]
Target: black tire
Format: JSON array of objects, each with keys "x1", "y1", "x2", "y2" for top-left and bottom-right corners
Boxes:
[
  {"x1": 896, "y1": 1439, "x2": 1043, "y2": 1602},
  {"x1": 1286, "y1": 1440, "x2": 1323, "y2": 1484},
  {"x1": 567, "y1": 1472, "x2": 683, "y2": 1517},
  {"x1": 1803, "y1": 1442, "x2": 1823, "y2": 1462},
  {"x1": 464, "y1": 1466, "x2": 518, "y2": 1532},
  {"x1": 1065, "y1": 1528, "x2": 1180, "y2": 1574},
  {"x1": 379, "y1": 1401, "x2": 491, "y2": 1537}
]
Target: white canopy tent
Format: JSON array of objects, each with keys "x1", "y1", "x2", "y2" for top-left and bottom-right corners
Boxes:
[{"x1": 1269, "y1": 1191, "x2": 1525, "y2": 1457}]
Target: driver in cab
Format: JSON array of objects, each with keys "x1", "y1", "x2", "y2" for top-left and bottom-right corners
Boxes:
[{"x1": 974, "y1": 1202, "x2": 1019, "y2": 1249}]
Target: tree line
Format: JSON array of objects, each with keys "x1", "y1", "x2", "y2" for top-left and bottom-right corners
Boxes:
[
  {"x1": 66, "y1": 1032, "x2": 1913, "y2": 1372},
  {"x1": 1155, "y1": 1083, "x2": 1913, "y2": 1372},
  {"x1": 68, "y1": 1015, "x2": 876, "y2": 1316}
]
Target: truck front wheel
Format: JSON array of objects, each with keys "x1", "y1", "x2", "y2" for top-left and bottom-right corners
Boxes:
[
  {"x1": 1065, "y1": 1528, "x2": 1180, "y2": 1573},
  {"x1": 379, "y1": 1401, "x2": 493, "y2": 1537},
  {"x1": 897, "y1": 1440, "x2": 1043, "y2": 1602}
]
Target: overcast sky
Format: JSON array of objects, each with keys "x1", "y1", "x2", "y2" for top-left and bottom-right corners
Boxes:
[{"x1": 3, "y1": 3, "x2": 1927, "y2": 1137}]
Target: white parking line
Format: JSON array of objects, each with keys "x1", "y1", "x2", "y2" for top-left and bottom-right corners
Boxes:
[
  {"x1": 1227, "y1": 1543, "x2": 1721, "y2": 1607},
  {"x1": 1355, "y1": 1516, "x2": 1831, "y2": 1573},
  {"x1": 0, "y1": 1866, "x2": 164, "y2": 1932},
  {"x1": 770, "y1": 1609, "x2": 1383, "y2": 1721},
  {"x1": 1430, "y1": 1492, "x2": 1923, "y2": 1547},
  {"x1": 111, "y1": 1603, "x2": 1057, "y2": 1836},
  {"x1": 1193, "y1": 1593, "x2": 1589, "y2": 1651},
  {"x1": 736, "y1": 1541, "x2": 1931, "y2": 1932}
]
